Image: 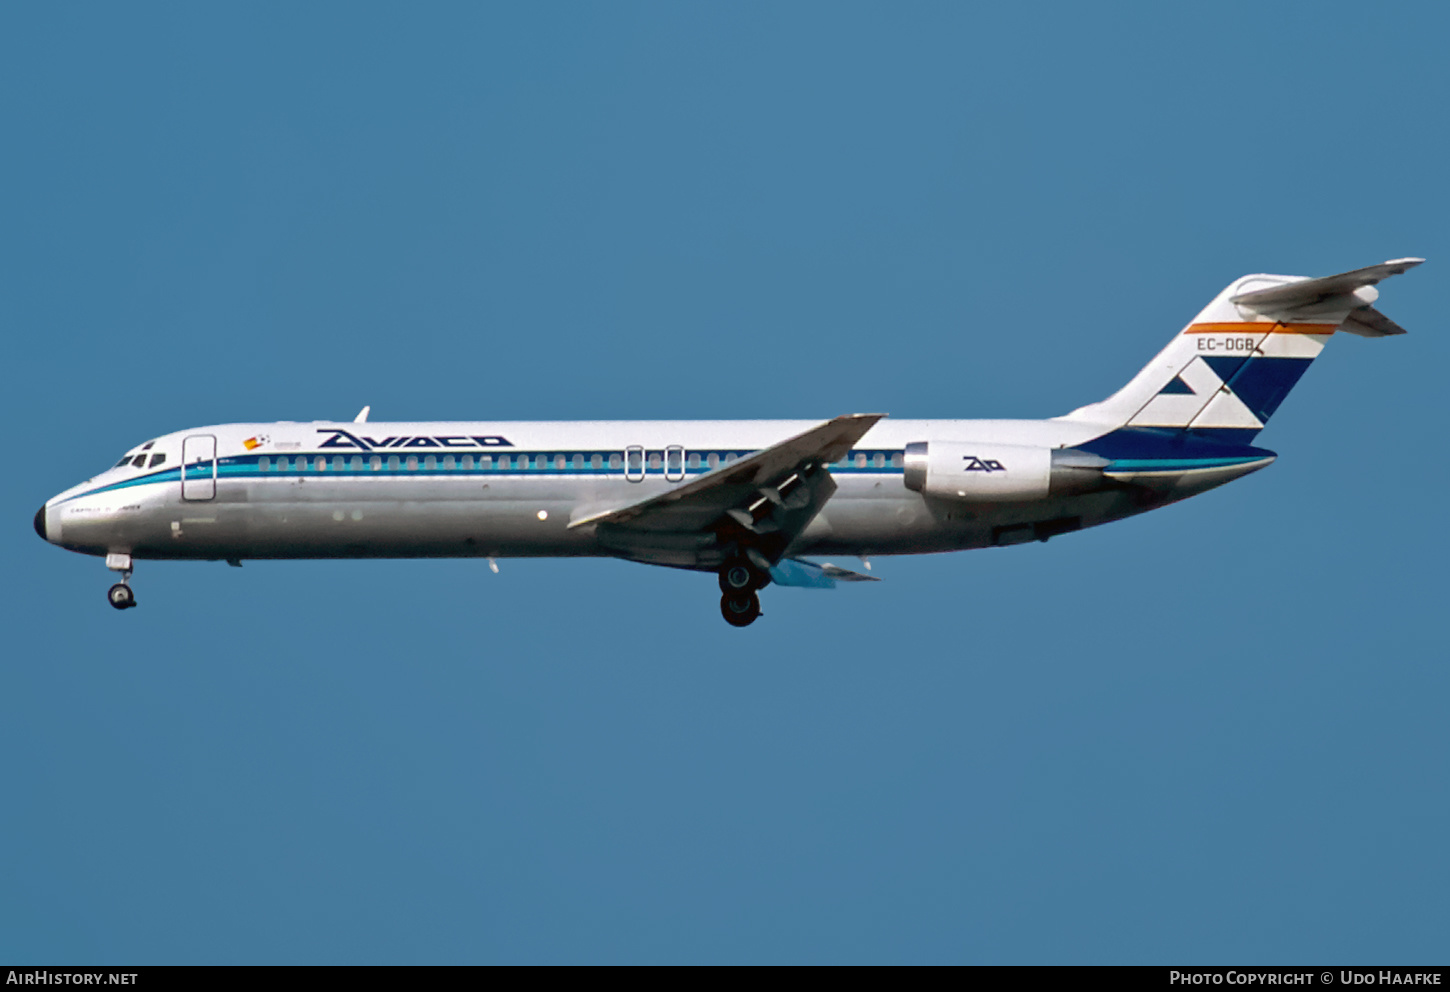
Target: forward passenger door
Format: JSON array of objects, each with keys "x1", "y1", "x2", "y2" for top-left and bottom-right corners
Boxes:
[{"x1": 181, "y1": 435, "x2": 217, "y2": 500}]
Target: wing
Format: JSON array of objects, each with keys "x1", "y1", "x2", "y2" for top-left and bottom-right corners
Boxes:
[
  {"x1": 569, "y1": 413, "x2": 886, "y2": 570},
  {"x1": 768, "y1": 558, "x2": 881, "y2": 588}
]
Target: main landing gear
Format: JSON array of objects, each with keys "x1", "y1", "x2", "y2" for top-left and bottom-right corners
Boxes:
[
  {"x1": 719, "y1": 591, "x2": 761, "y2": 627},
  {"x1": 105, "y1": 552, "x2": 137, "y2": 611},
  {"x1": 718, "y1": 556, "x2": 769, "y2": 627}
]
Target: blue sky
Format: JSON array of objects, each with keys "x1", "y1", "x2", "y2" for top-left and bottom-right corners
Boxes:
[{"x1": 3, "y1": 2, "x2": 1447, "y2": 964}]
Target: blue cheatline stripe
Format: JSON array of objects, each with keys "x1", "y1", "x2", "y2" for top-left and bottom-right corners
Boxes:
[
  {"x1": 61, "y1": 449, "x2": 908, "y2": 503},
  {"x1": 61, "y1": 468, "x2": 185, "y2": 500},
  {"x1": 1079, "y1": 426, "x2": 1278, "y2": 462}
]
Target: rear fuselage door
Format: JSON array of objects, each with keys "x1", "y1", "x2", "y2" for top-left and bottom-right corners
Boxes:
[{"x1": 182, "y1": 435, "x2": 217, "y2": 500}]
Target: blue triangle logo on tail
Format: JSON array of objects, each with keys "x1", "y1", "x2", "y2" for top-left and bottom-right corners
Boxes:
[
  {"x1": 1158, "y1": 375, "x2": 1196, "y2": 395},
  {"x1": 1200, "y1": 355, "x2": 1314, "y2": 422}
]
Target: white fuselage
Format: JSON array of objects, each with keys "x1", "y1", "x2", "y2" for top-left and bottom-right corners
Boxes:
[{"x1": 37, "y1": 416, "x2": 1265, "y2": 570}]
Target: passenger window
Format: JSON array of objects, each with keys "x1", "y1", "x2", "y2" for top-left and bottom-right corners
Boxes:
[
  {"x1": 407, "y1": 456, "x2": 419, "y2": 471},
  {"x1": 350, "y1": 455, "x2": 363, "y2": 471},
  {"x1": 724, "y1": 453, "x2": 737, "y2": 464},
  {"x1": 370, "y1": 455, "x2": 382, "y2": 470},
  {"x1": 590, "y1": 454, "x2": 602, "y2": 469},
  {"x1": 332, "y1": 456, "x2": 345, "y2": 471},
  {"x1": 572, "y1": 454, "x2": 583, "y2": 469},
  {"x1": 707, "y1": 453, "x2": 719, "y2": 469},
  {"x1": 315, "y1": 456, "x2": 327, "y2": 471},
  {"x1": 278, "y1": 456, "x2": 290, "y2": 471},
  {"x1": 259, "y1": 456, "x2": 271, "y2": 471},
  {"x1": 461, "y1": 455, "x2": 473, "y2": 470},
  {"x1": 481, "y1": 455, "x2": 493, "y2": 469},
  {"x1": 890, "y1": 452, "x2": 903, "y2": 468},
  {"x1": 873, "y1": 453, "x2": 885, "y2": 468},
  {"x1": 855, "y1": 453, "x2": 867, "y2": 468},
  {"x1": 609, "y1": 453, "x2": 622, "y2": 470},
  {"x1": 648, "y1": 452, "x2": 662, "y2": 470},
  {"x1": 443, "y1": 455, "x2": 455, "y2": 470},
  {"x1": 687, "y1": 453, "x2": 701, "y2": 469},
  {"x1": 149, "y1": 453, "x2": 166, "y2": 467},
  {"x1": 388, "y1": 455, "x2": 400, "y2": 471},
  {"x1": 424, "y1": 455, "x2": 437, "y2": 470},
  {"x1": 497, "y1": 455, "x2": 510, "y2": 470}
]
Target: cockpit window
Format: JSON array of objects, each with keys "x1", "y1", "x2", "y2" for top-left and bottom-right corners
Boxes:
[
  {"x1": 149, "y1": 453, "x2": 166, "y2": 468},
  {"x1": 116, "y1": 456, "x2": 133, "y2": 467},
  {"x1": 142, "y1": 442, "x2": 154, "y2": 451},
  {"x1": 131, "y1": 454, "x2": 148, "y2": 468}
]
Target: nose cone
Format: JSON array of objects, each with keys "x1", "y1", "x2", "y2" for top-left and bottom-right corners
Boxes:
[{"x1": 34, "y1": 504, "x2": 48, "y2": 542}]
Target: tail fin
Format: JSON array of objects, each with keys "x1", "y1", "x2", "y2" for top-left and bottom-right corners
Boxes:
[{"x1": 1061, "y1": 258, "x2": 1423, "y2": 442}]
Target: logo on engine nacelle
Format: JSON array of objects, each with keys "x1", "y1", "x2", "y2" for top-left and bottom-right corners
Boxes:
[{"x1": 962, "y1": 456, "x2": 1006, "y2": 472}]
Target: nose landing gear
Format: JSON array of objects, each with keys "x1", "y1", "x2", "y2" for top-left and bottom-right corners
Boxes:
[
  {"x1": 105, "y1": 552, "x2": 137, "y2": 611},
  {"x1": 108, "y1": 583, "x2": 136, "y2": 610}
]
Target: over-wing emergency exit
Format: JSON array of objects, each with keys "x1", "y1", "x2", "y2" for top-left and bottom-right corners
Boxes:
[{"x1": 34, "y1": 259, "x2": 1423, "y2": 626}]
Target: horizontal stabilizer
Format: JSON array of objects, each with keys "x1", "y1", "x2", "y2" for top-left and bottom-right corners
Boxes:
[
  {"x1": 1232, "y1": 257, "x2": 1422, "y2": 320},
  {"x1": 1340, "y1": 306, "x2": 1408, "y2": 338}
]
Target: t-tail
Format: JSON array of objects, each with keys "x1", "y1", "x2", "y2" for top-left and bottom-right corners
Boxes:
[{"x1": 1062, "y1": 258, "x2": 1423, "y2": 445}]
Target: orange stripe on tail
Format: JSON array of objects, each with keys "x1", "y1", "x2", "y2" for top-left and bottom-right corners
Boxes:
[{"x1": 1186, "y1": 322, "x2": 1338, "y2": 335}]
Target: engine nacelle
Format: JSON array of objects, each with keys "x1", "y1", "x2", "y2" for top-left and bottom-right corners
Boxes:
[{"x1": 902, "y1": 441, "x2": 1108, "y2": 502}]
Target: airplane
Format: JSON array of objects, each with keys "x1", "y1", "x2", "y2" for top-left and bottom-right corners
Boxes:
[{"x1": 34, "y1": 258, "x2": 1422, "y2": 626}]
